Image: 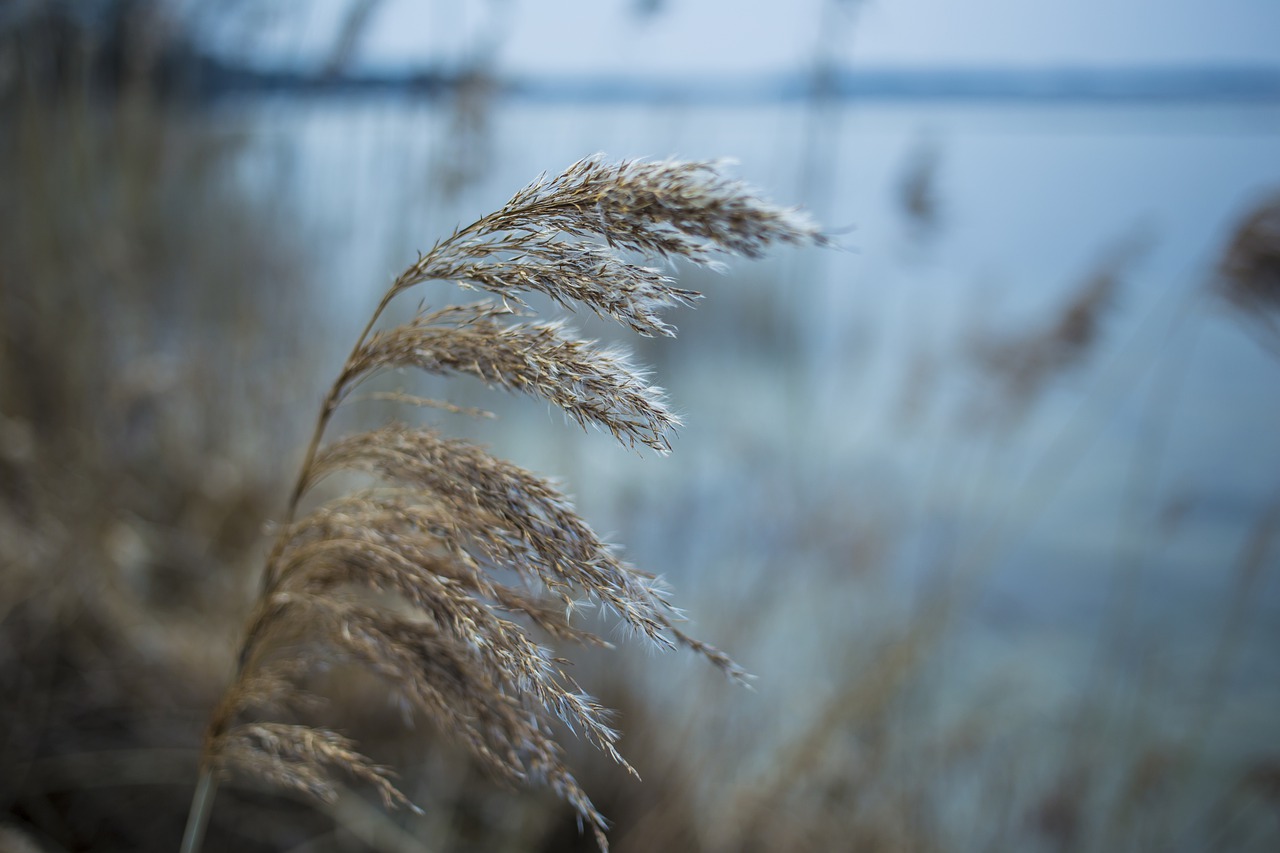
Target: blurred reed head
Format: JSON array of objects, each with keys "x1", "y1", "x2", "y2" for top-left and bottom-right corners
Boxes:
[{"x1": 1215, "y1": 191, "x2": 1280, "y2": 349}]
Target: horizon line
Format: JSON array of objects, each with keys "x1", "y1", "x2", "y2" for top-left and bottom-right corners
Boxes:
[{"x1": 192, "y1": 60, "x2": 1280, "y2": 105}]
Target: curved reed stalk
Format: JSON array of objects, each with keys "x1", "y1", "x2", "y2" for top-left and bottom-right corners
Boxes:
[{"x1": 182, "y1": 155, "x2": 823, "y2": 852}]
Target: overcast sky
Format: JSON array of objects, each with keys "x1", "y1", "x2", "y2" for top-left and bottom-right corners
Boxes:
[{"x1": 230, "y1": 0, "x2": 1280, "y2": 74}]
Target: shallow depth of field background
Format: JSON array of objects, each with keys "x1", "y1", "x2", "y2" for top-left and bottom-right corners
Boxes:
[{"x1": 3, "y1": 2, "x2": 1279, "y2": 851}]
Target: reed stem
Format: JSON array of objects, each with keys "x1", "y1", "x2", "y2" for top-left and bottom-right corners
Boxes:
[{"x1": 179, "y1": 768, "x2": 218, "y2": 853}]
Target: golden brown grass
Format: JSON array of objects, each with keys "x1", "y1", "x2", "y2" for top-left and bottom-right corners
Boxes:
[{"x1": 183, "y1": 155, "x2": 823, "y2": 852}]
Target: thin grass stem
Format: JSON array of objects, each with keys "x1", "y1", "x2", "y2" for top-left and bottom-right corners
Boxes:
[{"x1": 179, "y1": 768, "x2": 218, "y2": 853}]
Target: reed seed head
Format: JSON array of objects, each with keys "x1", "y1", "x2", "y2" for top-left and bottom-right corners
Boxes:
[{"x1": 196, "y1": 155, "x2": 822, "y2": 850}]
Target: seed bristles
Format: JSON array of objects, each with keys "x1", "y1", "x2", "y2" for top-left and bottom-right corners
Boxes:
[{"x1": 190, "y1": 155, "x2": 821, "y2": 852}]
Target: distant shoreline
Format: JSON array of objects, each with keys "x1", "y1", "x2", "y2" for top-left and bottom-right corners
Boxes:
[{"x1": 192, "y1": 62, "x2": 1280, "y2": 105}]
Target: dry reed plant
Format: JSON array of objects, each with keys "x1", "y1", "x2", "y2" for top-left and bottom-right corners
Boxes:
[
  {"x1": 1215, "y1": 191, "x2": 1280, "y2": 352},
  {"x1": 182, "y1": 155, "x2": 823, "y2": 852},
  {"x1": 968, "y1": 235, "x2": 1148, "y2": 417}
]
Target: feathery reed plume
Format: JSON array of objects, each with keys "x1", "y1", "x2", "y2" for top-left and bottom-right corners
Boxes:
[
  {"x1": 1215, "y1": 191, "x2": 1280, "y2": 353},
  {"x1": 970, "y1": 234, "x2": 1148, "y2": 417},
  {"x1": 896, "y1": 134, "x2": 943, "y2": 242},
  {"x1": 182, "y1": 155, "x2": 823, "y2": 852}
]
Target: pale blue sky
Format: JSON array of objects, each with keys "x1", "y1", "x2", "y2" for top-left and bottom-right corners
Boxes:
[{"x1": 226, "y1": 0, "x2": 1280, "y2": 74}]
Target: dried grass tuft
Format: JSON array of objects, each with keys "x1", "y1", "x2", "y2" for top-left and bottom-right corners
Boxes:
[{"x1": 185, "y1": 155, "x2": 822, "y2": 851}]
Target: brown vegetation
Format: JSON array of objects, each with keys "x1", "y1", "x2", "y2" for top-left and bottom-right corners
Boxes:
[{"x1": 187, "y1": 156, "x2": 823, "y2": 851}]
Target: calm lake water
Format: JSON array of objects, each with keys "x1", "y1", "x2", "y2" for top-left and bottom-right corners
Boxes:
[{"x1": 234, "y1": 95, "x2": 1280, "y2": 762}]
